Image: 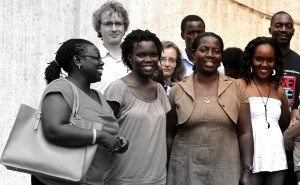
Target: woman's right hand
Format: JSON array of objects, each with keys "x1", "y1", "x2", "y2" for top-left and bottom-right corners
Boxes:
[{"x1": 97, "y1": 130, "x2": 122, "y2": 153}]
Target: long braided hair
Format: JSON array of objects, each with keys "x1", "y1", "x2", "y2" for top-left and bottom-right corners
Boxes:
[
  {"x1": 120, "y1": 29, "x2": 163, "y2": 71},
  {"x1": 240, "y1": 36, "x2": 284, "y2": 89},
  {"x1": 44, "y1": 39, "x2": 94, "y2": 84}
]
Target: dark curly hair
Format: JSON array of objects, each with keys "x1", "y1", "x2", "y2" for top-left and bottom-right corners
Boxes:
[
  {"x1": 120, "y1": 29, "x2": 163, "y2": 70},
  {"x1": 240, "y1": 36, "x2": 284, "y2": 89},
  {"x1": 222, "y1": 47, "x2": 243, "y2": 78},
  {"x1": 44, "y1": 39, "x2": 95, "y2": 84}
]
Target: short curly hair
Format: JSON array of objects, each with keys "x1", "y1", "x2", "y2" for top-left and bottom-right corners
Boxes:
[
  {"x1": 222, "y1": 47, "x2": 243, "y2": 77},
  {"x1": 121, "y1": 29, "x2": 163, "y2": 71},
  {"x1": 92, "y1": 1, "x2": 129, "y2": 38},
  {"x1": 240, "y1": 36, "x2": 284, "y2": 89}
]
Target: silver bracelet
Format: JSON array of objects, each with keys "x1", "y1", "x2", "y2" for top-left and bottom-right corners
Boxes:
[{"x1": 92, "y1": 129, "x2": 96, "y2": 145}]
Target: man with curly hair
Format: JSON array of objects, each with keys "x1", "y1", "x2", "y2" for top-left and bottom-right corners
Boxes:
[{"x1": 91, "y1": 1, "x2": 130, "y2": 93}]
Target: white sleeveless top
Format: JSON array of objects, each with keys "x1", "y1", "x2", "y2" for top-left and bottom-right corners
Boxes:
[{"x1": 249, "y1": 97, "x2": 287, "y2": 173}]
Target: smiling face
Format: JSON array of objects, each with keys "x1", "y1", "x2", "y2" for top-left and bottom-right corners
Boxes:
[
  {"x1": 128, "y1": 41, "x2": 159, "y2": 78},
  {"x1": 251, "y1": 44, "x2": 275, "y2": 81},
  {"x1": 158, "y1": 47, "x2": 177, "y2": 81},
  {"x1": 269, "y1": 13, "x2": 294, "y2": 47},
  {"x1": 79, "y1": 44, "x2": 104, "y2": 83},
  {"x1": 194, "y1": 36, "x2": 222, "y2": 75},
  {"x1": 100, "y1": 11, "x2": 125, "y2": 46}
]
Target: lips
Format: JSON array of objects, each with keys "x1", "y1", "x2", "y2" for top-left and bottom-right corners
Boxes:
[{"x1": 142, "y1": 66, "x2": 153, "y2": 71}]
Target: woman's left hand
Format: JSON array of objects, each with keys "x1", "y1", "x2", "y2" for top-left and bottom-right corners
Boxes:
[
  {"x1": 239, "y1": 171, "x2": 253, "y2": 185},
  {"x1": 116, "y1": 136, "x2": 129, "y2": 153}
]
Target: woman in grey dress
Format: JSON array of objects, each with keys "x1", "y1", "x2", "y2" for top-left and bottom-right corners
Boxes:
[{"x1": 166, "y1": 32, "x2": 254, "y2": 185}]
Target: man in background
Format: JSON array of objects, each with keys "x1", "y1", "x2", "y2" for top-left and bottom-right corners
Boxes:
[
  {"x1": 92, "y1": 1, "x2": 130, "y2": 93},
  {"x1": 269, "y1": 11, "x2": 300, "y2": 185},
  {"x1": 180, "y1": 15, "x2": 224, "y2": 76}
]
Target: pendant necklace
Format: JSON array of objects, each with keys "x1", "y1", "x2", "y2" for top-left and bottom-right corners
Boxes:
[
  {"x1": 253, "y1": 80, "x2": 271, "y2": 129},
  {"x1": 197, "y1": 77, "x2": 217, "y2": 104}
]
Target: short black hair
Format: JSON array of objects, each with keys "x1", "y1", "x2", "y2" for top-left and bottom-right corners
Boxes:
[
  {"x1": 270, "y1": 11, "x2": 293, "y2": 26},
  {"x1": 181, "y1": 15, "x2": 205, "y2": 33},
  {"x1": 191, "y1": 32, "x2": 224, "y2": 72},
  {"x1": 222, "y1": 47, "x2": 243, "y2": 71},
  {"x1": 121, "y1": 29, "x2": 163, "y2": 70},
  {"x1": 192, "y1": 32, "x2": 223, "y2": 52}
]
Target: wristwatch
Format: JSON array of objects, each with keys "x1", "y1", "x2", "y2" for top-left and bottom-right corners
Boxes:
[{"x1": 241, "y1": 165, "x2": 254, "y2": 173}]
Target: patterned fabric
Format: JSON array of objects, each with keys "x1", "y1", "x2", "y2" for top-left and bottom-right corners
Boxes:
[{"x1": 167, "y1": 73, "x2": 248, "y2": 185}]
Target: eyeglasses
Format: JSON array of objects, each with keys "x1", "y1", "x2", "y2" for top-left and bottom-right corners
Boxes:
[
  {"x1": 79, "y1": 54, "x2": 101, "y2": 61},
  {"x1": 160, "y1": 57, "x2": 177, "y2": 64},
  {"x1": 101, "y1": 21, "x2": 124, "y2": 28}
]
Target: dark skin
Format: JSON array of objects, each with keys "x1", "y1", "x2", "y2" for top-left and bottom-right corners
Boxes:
[
  {"x1": 42, "y1": 45, "x2": 127, "y2": 153},
  {"x1": 107, "y1": 41, "x2": 159, "y2": 115},
  {"x1": 269, "y1": 13, "x2": 295, "y2": 56},
  {"x1": 167, "y1": 36, "x2": 254, "y2": 185},
  {"x1": 181, "y1": 21, "x2": 205, "y2": 63},
  {"x1": 270, "y1": 13, "x2": 300, "y2": 181}
]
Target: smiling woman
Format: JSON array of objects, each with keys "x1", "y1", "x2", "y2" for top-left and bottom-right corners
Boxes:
[
  {"x1": 239, "y1": 36, "x2": 290, "y2": 185},
  {"x1": 167, "y1": 32, "x2": 254, "y2": 185},
  {"x1": 103, "y1": 29, "x2": 171, "y2": 185}
]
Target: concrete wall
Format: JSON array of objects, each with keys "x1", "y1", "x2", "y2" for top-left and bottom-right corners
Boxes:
[{"x1": 1, "y1": 0, "x2": 300, "y2": 184}]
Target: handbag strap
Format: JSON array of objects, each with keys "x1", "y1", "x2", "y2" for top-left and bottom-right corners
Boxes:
[{"x1": 34, "y1": 78, "x2": 80, "y2": 129}]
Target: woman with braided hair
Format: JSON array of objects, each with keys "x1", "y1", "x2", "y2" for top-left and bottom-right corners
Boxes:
[
  {"x1": 104, "y1": 29, "x2": 171, "y2": 185},
  {"x1": 32, "y1": 39, "x2": 128, "y2": 185}
]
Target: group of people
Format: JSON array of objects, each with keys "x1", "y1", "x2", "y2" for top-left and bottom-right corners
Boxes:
[{"x1": 29, "y1": 1, "x2": 300, "y2": 185}]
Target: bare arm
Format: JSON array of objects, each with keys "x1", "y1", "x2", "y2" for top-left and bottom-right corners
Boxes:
[
  {"x1": 278, "y1": 86, "x2": 291, "y2": 131},
  {"x1": 237, "y1": 103, "x2": 254, "y2": 185},
  {"x1": 41, "y1": 92, "x2": 121, "y2": 151}
]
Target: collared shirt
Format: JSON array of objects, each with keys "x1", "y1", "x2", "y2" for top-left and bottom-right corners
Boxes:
[
  {"x1": 181, "y1": 49, "x2": 225, "y2": 76},
  {"x1": 92, "y1": 43, "x2": 129, "y2": 94},
  {"x1": 169, "y1": 72, "x2": 248, "y2": 125}
]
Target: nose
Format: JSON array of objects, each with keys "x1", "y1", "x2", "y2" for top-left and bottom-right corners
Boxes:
[
  {"x1": 99, "y1": 58, "x2": 104, "y2": 66},
  {"x1": 261, "y1": 60, "x2": 268, "y2": 66},
  {"x1": 205, "y1": 50, "x2": 214, "y2": 58},
  {"x1": 280, "y1": 25, "x2": 288, "y2": 32},
  {"x1": 110, "y1": 23, "x2": 117, "y2": 31}
]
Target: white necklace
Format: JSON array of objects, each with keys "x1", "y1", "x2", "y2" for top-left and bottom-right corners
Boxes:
[{"x1": 197, "y1": 82, "x2": 215, "y2": 104}]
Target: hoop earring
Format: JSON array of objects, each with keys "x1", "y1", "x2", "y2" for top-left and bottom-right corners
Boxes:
[{"x1": 272, "y1": 69, "x2": 276, "y2": 76}]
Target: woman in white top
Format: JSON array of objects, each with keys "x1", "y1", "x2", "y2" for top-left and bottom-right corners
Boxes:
[{"x1": 238, "y1": 36, "x2": 290, "y2": 185}]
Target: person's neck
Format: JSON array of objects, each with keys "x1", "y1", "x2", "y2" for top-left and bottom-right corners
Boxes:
[
  {"x1": 129, "y1": 71, "x2": 153, "y2": 85},
  {"x1": 252, "y1": 76, "x2": 270, "y2": 86},
  {"x1": 195, "y1": 72, "x2": 219, "y2": 84},
  {"x1": 104, "y1": 43, "x2": 122, "y2": 59},
  {"x1": 66, "y1": 74, "x2": 91, "y2": 93},
  {"x1": 185, "y1": 47, "x2": 195, "y2": 64},
  {"x1": 280, "y1": 45, "x2": 291, "y2": 56}
]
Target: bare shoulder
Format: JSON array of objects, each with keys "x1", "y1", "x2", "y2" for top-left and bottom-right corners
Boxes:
[
  {"x1": 236, "y1": 78, "x2": 247, "y2": 88},
  {"x1": 276, "y1": 85, "x2": 287, "y2": 100}
]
